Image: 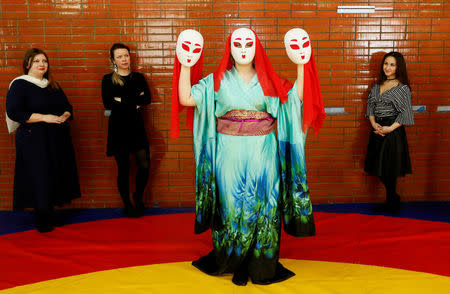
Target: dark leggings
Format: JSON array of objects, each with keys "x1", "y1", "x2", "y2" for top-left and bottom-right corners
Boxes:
[
  {"x1": 380, "y1": 176, "x2": 397, "y2": 198},
  {"x1": 114, "y1": 148, "x2": 150, "y2": 207}
]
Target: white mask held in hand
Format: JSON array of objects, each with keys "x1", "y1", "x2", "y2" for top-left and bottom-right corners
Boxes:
[
  {"x1": 284, "y1": 28, "x2": 312, "y2": 64},
  {"x1": 230, "y1": 28, "x2": 256, "y2": 65},
  {"x1": 176, "y1": 29, "x2": 204, "y2": 67}
]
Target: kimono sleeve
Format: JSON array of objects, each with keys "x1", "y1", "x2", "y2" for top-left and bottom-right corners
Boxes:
[
  {"x1": 277, "y1": 81, "x2": 315, "y2": 237},
  {"x1": 192, "y1": 74, "x2": 220, "y2": 234}
]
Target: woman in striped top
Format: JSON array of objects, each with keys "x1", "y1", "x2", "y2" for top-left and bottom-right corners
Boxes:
[{"x1": 364, "y1": 51, "x2": 414, "y2": 212}]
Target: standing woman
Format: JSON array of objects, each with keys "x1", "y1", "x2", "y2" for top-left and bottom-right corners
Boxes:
[
  {"x1": 172, "y1": 28, "x2": 325, "y2": 286},
  {"x1": 365, "y1": 51, "x2": 414, "y2": 212},
  {"x1": 102, "y1": 43, "x2": 151, "y2": 217},
  {"x1": 6, "y1": 48, "x2": 81, "y2": 233}
]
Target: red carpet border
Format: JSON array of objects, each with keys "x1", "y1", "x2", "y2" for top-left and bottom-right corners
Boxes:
[{"x1": 0, "y1": 212, "x2": 448, "y2": 290}]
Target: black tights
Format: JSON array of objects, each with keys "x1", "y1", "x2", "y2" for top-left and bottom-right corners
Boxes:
[
  {"x1": 379, "y1": 176, "x2": 400, "y2": 211},
  {"x1": 114, "y1": 149, "x2": 150, "y2": 207},
  {"x1": 379, "y1": 176, "x2": 397, "y2": 197}
]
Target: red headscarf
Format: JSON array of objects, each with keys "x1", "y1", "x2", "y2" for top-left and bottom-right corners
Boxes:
[
  {"x1": 214, "y1": 28, "x2": 292, "y2": 103},
  {"x1": 302, "y1": 49, "x2": 326, "y2": 135},
  {"x1": 170, "y1": 52, "x2": 203, "y2": 140}
]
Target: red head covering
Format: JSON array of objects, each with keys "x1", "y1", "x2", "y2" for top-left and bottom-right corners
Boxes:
[
  {"x1": 214, "y1": 28, "x2": 292, "y2": 103},
  {"x1": 170, "y1": 52, "x2": 203, "y2": 140},
  {"x1": 302, "y1": 49, "x2": 326, "y2": 135}
]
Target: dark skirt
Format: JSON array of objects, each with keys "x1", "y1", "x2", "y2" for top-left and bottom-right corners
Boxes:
[
  {"x1": 106, "y1": 108, "x2": 149, "y2": 157},
  {"x1": 13, "y1": 122, "x2": 81, "y2": 211},
  {"x1": 364, "y1": 116, "x2": 412, "y2": 177}
]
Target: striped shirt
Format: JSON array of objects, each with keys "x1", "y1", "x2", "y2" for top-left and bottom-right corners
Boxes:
[{"x1": 366, "y1": 83, "x2": 414, "y2": 125}]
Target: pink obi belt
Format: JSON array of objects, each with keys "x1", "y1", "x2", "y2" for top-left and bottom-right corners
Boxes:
[{"x1": 217, "y1": 110, "x2": 275, "y2": 136}]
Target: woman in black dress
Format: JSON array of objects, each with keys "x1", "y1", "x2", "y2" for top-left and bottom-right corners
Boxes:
[
  {"x1": 365, "y1": 51, "x2": 414, "y2": 212},
  {"x1": 6, "y1": 48, "x2": 81, "y2": 233},
  {"x1": 102, "y1": 43, "x2": 151, "y2": 217}
]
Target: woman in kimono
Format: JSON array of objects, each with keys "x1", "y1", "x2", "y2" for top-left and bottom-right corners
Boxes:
[
  {"x1": 6, "y1": 48, "x2": 81, "y2": 233},
  {"x1": 171, "y1": 28, "x2": 325, "y2": 285},
  {"x1": 364, "y1": 52, "x2": 414, "y2": 212}
]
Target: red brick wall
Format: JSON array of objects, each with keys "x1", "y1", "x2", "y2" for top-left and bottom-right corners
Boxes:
[{"x1": 0, "y1": 1, "x2": 449, "y2": 209}]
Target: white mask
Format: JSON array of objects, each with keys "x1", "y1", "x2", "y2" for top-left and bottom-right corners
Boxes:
[
  {"x1": 284, "y1": 28, "x2": 312, "y2": 64},
  {"x1": 176, "y1": 29, "x2": 203, "y2": 67},
  {"x1": 230, "y1": 28, "x2": 256, "y2": 65}
]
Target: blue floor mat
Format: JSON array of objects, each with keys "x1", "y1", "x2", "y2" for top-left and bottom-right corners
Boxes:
[{"x1": 1, "y1": 202, "x2": 448, "y2": 235}]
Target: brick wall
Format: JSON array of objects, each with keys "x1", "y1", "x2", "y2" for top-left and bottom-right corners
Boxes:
[{"x1": 0, "y1": 1, "x2": 449, "y2": 209}]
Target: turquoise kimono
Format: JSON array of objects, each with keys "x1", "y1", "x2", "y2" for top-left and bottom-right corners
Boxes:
[{"x1": 191, "y1": 67, "x2": 314, "y2": 284}]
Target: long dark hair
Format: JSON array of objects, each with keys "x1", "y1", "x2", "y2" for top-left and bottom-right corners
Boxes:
[
  {"x1": 22, "y1": 48, "x2": 59, "y2": 89},
  {"x1": 109, "y1": 43, "x2": 131, "y2": 86},
  {"x1": 377, "y1": 51, "x2": 409, "y2": 87}
]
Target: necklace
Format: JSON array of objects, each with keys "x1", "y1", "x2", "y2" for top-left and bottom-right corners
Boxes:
[{"x1": 386, "y1": 78, "x2": 396, "y2": 81}]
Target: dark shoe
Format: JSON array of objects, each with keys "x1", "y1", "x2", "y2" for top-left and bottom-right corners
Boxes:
[
  {"x1": 133, "y1": 193, "x2": 145, "y2": 217},
  {"x1": 232, "y1": 268, "x2": 249, "y2": 286},
  {"x1": 36, "y1": 223, "x2": 54, "y2": 233},
  {"x1": 386, "y1": 194, "x2": 401, "y2": 213},
  {"x1": 124, "y1": 205, "x2": 138, "y2": 218},
  {"x1": 35, "y1": 212, "x2": 54, "y2": 233},
  {"x1": 386, "y1": 193, "x2": 400, "y2": 213}
]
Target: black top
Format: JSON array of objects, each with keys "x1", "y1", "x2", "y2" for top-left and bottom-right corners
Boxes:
[
  {"x1": 101, "y1": 72, "x2": 151, "y2": 156},
  {"x1": 7, "y1": 79, "x2": 73, "y2": 122},
  {"x1": 6, "y1": 79, "x2": 81, "y2": 210}
]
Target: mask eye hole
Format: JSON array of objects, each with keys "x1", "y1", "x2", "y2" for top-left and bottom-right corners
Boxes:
[
  {"x1": 233, "y1": 42, "x2": 242, "y2": 48},
  {"x1": 192, "y1": 48, "x2": 201, "y2": 53},
  {"x1": 302, "y1": 41, "x2": 310, "y2": 48},
  {"x1": 182, "y1": 43, "x2": 190, "y2": 52},
  {"x1": 245, "y1": 42, "x2": 253, "y2": 48},
  {"x1": 290, "y1": 44, "x2": 300, "y2": 50}
]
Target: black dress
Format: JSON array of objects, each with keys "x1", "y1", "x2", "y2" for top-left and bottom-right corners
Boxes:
[
  {"x1": 364, "y1": 84, "x2": 414, "y2": 177},
  {"x1": 101, "y1": 72, "x2": 151, "y2": 156},
  {"x1": 6, "y1": 79, "x2": 81, "y2": 211}
]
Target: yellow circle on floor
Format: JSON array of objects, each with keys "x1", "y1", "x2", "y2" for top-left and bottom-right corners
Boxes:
[{"x1": 2, "y1": 259, "x2": 449, "y2": 294}]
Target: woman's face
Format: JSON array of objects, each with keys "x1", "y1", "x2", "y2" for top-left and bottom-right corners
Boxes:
[
  {"x1": 27, "y1": 54, "x2": 48, "y2": 79},
  {"x1": 112, "y1": 48, "x2": 130, "y2": 71},
  {"x1": 383, "y1": 56, "x2": 397, "y2": 79}
]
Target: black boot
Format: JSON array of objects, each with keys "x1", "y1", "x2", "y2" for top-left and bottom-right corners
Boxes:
[
  {"x1": 35, "y1": 211, "x2": 54, "y2": 233},
  {"x1": 133, "y1": 193, "x2": 145, "y2": 217}
]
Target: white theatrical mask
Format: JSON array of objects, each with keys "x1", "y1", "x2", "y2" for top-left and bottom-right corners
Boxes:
[
  {"x1": 176, "y1": 29, "x2": 204, "y2": 67},
  {"x1": 230, "y1": 28, "x2": 256, "y2": 65},
  {"x1": 284, "y1": 28, "x2": 312, "y2": 64}
]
